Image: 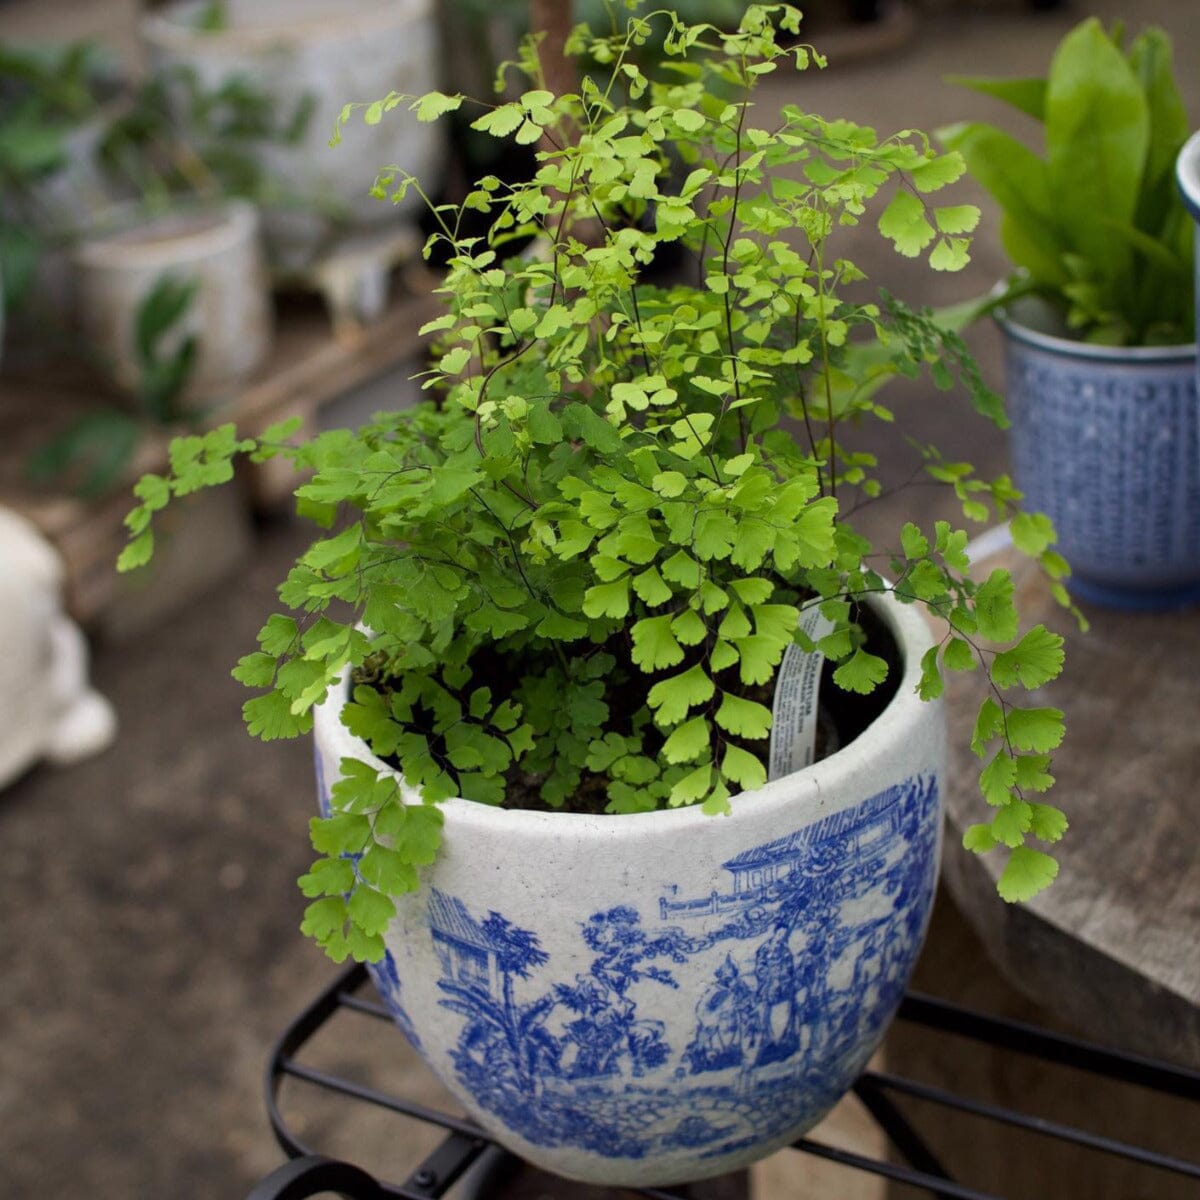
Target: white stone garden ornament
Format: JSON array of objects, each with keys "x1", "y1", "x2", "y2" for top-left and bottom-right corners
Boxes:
[
  {"x1": 120, "y1": 4, "x2": 1071, "y2": 1183},
  {"x1": 0, "y1": 509, "x2": 116, "y2": 788}
]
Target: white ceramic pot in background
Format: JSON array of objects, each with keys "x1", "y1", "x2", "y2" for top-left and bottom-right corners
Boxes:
[
  {"x1": 313, "y1": 592, "x2": 945, "y2": 1186},
  {"x1": 141, "y1": 0, "x2": 442, "y2": 271},
  {"x1": 72, "y1": 198, "x2": 271, "y2": 405}
]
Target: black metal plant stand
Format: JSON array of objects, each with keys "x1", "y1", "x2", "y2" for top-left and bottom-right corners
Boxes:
[{"x1": 248, "y1": 964, "x2": 1200, "y2": 1200}]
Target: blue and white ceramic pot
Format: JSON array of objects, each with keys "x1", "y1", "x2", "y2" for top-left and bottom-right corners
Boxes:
[
  {"x1": 313, "y1": 592, "x2": 944, "y2": 1186},
  {"x1": 996, "y1": 294, "x2": 1200, "y2": 611}
]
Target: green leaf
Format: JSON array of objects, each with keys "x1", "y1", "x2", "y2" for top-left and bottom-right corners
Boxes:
[
  {"x1": 715, "y1": 694, "x2": 772, "y2": 739},
  {"x1": 752, "y1": 603, "x2": 800, "y2": 644},
  {"x1": 647, "y1": 664, "x2": 714, "y2": 725},
  {"x1": 909, "y1": 151, "x2": 966, "y2": 193},
  {"x1": 1014, "y1": 754, "x2": 1055, "y2": 792},
  {"x1": 298, "y1": 856, "x2": 356, "y2": 898},
  {"x1": 439, "y1": 346, "x2": 472, "y2": 374},
  {"x1": 722, "y1": 744, "x2": 767, "y2": 791},
  {"x1": 974, "y1": 570, "x2": 1019, "y2": 643},
  {"x1": 943, "y1": 637, "x2": 976, "y2": 672},
  {"x1": 693, "y1": 510, "x2": 737, "y2": 561},
  {"x1": 528, "y1": 404, "x2": 563, "y2": 444},
  {"x1": 962, "y1": 823, "x2": 998, "y2": 853},
  {"x1": 937, "y1": 122, "x2": 1067, "y2": 285},
  {"x1": 536, "y1": 611, "x2": 589, "y2": 640},
  {"x1": 991, "y1": 799, "x2": 1033, "y2": 847},
  {"x1": 472, "y1": 102, "x2": 524, "y2": 138},
  {"x1": 732, "y1": 635, "x2": 781, "y2": 686},
  {"x1": 997, "y1": 846, "x2": 1059, "y2": 902},
  {"x1": 1044, "y1": 17, "x2": 1148, "y2": 276},
  {"x1": 515, "y1": 119, "x2": 543, "y2": 146},
  {"x1": 1029, "y1": 803, "x2": 1068, "y2": 842},
  {"x1": 133, "y1": 473, "x2": 170, "y2": 511},
  {"x1": 633, "y1": 566, "x2": 672, "y2": 607},
  {"x1": 934, "y1": 205, "x2": 981, "y2": 234},
  {"x1": 980, "y1": 750, "x2": 1017, "y2": 806},
  {"x1": 309, "y1": 812, "x2": 371, "y2": 856},
  {"x1": 348, "y1": 885, "x2": 396, "y2": 937},
  {"x1": 728, "y1": 578, "x2": 774, "y2": 606},
  {"x1": 992, "y1": 625, "x2": 1064, "y2": 689},
  {"x1": 661, "y1": 550, "x2": 701, "y2": 588},
  {"x1": 832, "y1": 649, "x2": 889, "y2": 695},
  {"x1": 582, "y1": 577, "x2": 630, "y2": 619},
  {"x1": 878, "y1": 189, "x2": 936, "y2": 257},
  {"x1": 415, "y1": 91, "x2": 463, "y2": 121},
  {"x1": 948, "y1": 74, "x2": 1046, "y2": 120},
  {"x1": 662, "y1": 716, "x2": 710, "y2": 764},
  {"x1": 652, "y1": 470, "x2": 687, "y2": 498},
  {"x1": 971, "y1": 697, "x2": 1004, "y2": 756},
  {"x1": 917, "y1": 644, "x2": 944, "y2": 701},
  {"x1": 1010, "y1": 511, "x2": 1056, "y2": 556},
  {"x1": 301, "y1": 896, "x2": 347, "y2": 941},
  {"x1": 669, "y1": 763, "x2": 712, "y2": 806},
  {"x1": 631, "y1": 615, "x2": 685, "y2": 671},
  {"x1": 929, "y1": 237, "x2": 971, "y2": 272},
  {"x1": 1127, "y1": 27, "x2": 1190, "y2": 235},
  {"x1": 232, "y1": 652, "x2": 276, "y2": 688},
  {"x1": 901, "y1": 522, "x2": 929, "y2": 559},
  {"x1": 1005, "y1": 707, "x2": 1065, "y2": 753},
  {"x1": 671, "y1": 609, "x2": 707, "y2": 646},
  {"x1": 117, "y1": 530, "x2": 154, "y2": 572},
  {"x1": 244, "y1": 692, "x2": 311, "y2": 741}
]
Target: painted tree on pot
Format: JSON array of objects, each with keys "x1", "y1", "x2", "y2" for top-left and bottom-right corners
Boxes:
[{"x1": 119, "y1": 3, "x2": 1071, "y2": 965}]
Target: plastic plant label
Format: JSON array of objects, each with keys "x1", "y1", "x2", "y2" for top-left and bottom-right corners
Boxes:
[{"x1": 767, "y1": 606, "x2": 834, "y2": 780}]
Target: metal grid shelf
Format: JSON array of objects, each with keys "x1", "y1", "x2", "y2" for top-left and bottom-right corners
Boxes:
[{"x1": 247, "y1": 964, "x2": 1200, "y2": 1200}]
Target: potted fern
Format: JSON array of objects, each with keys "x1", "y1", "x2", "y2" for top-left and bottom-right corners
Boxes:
[
  {"x1": 121, "y1": 4, "x2": 1068, "y2": 1185},
  {"x1": 942, "y1": 18, "x2": 1199, "y2": 610}
]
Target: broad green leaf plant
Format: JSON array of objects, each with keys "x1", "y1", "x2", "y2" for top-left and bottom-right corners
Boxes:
[
  {"x1": 941, "y1": 17, "x2": 1193, "y2": 346},
  {"x1": 121, "y1": 3, "x2": 1070, "y2": 963}
]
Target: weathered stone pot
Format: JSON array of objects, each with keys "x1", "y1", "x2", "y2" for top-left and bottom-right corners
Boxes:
[
  {"x1": 996, "y1": 293, "x2": 1200, "y2": 611},
  {"x1": 141, "y1": 0, "x2": 442, "y2": 272},
  {"x1": 72, "y1": 198, "x2": 271, "y2": 405},
  {"x1": 312, "y1": 592, "x2": 944, "y2": 1186}
]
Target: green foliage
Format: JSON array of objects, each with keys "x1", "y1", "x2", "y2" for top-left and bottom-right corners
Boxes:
[
  {"x1": 123, "y1": 2, "x2": 1069, "y2": 961},
  {"x1": 26, "y1": 274, "x2": 200, "y2": 499},
  {"x1": 942, "y1": 18, "x2": 1192, "y2": 345},
  {"x1": 0, "y1": 39, "x2": 116, "y2": 309},
  {"x1": 102, "y1": 64, "x2": 317, "y2": 212}
]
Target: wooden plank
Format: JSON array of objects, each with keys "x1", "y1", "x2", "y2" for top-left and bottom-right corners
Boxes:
[{"x1": 940, "y1": 529, "x2": 1200, "y2": 1066}]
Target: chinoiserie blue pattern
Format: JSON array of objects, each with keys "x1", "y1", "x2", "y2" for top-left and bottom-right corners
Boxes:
[
  {"x1": 425, "y1": 774, "x2": 939, "y2": 1162},
  {"x1": 1002, "y1": 328, "x2": 1200, "y2": 610}
]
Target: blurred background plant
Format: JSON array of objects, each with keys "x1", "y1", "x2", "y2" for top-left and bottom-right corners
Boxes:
[
  {"x1": 25, "y1": 274, "x2": 201, "y2": 498},
  {"x1": 0, "y1": 39, "x2": 120, "y2": 310},
  {"x1": 101, "y1": 65, "x2": 317, "y2": 216}
]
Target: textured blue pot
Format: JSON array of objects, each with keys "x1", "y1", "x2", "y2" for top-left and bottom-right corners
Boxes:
[
  {"x1": 996, "y1": 295, "x2": 1200, "y2": 611},
  {"x1": 313, "y1": 592, "x2": 944, "y2": 1186}
]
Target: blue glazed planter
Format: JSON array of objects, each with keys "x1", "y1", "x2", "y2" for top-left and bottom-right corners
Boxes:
[
  {"x1": 313, "y1": 592, "x2": 944, "y2": 1186},
  {"x1": 996, "y1": 296, "x2": 1200, "y2": 611}
]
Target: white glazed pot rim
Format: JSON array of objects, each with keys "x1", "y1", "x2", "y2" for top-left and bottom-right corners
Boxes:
[
  {"x1": 1176, "y1": 130, "x2": 1200, "y2": 222},
  {"x1": 313, "y1": 589, "x2": 935, "y2": 840},
  {"x1": 992, "y1": 285, "x2": 1195, "y2": 365},
  {"x1": 142, "y1": 0, "x2": 430, "y2": 50},
  {"x1": 72, "y1": 198, "x2": 260, "y2": 270}
]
